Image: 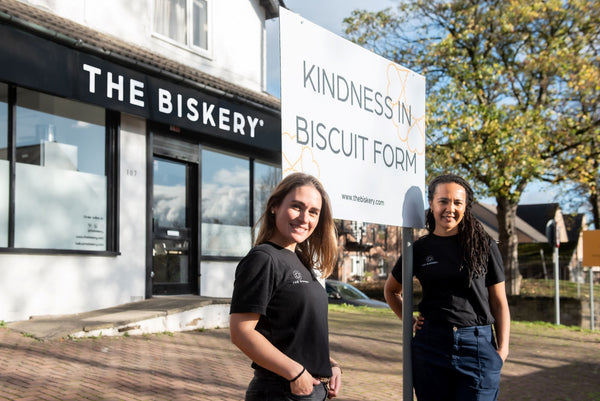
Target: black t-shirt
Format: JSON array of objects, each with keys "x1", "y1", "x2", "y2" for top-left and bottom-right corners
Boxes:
[
  {"x1": 230, "y1": 242, "x2": 332, "y2": 378},
  {"x1": 391, "y1": 234, "x2": 505, "y2": 327}
]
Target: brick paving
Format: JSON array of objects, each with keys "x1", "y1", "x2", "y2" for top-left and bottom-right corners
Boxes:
[{"x1": 1, "y1": 309, "x2": 599, "y2": 401}]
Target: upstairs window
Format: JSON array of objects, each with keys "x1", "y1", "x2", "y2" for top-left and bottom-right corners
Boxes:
[{"x1": 153, "y1": 0, "x2": 210, "y2": 55}]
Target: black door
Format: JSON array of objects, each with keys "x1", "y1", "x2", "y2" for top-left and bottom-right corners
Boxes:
[{"x1": 152, "y1": 156, "x2": 197, "y2": 295}]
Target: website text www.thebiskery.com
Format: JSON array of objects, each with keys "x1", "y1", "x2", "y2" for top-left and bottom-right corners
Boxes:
[{"x1": 341, "y1": 193, "x2": 385, "y2": 206}]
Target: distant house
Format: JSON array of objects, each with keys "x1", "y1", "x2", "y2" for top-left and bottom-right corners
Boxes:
[
  {"x1": 335, "y1": 220, "x2": 403, "y2": 283},
  {"x1": 563, "y1": 212, "x2": 586, "y2": 260},
  {"x1": 473, "y1": 203, "x2": 547, "y2": 243},
  {"x1": 334, "y1": 202, "x2": 589, "y2": 284},
  {"x1": 472, "y1": 202, "x2": 587, "y2": 281},
  {"x1": 516, "y1": 203, "x2": 569, "y2": 243},
  {"x1": 516, "y1": 203, "x2": 588, "y2": 281}
]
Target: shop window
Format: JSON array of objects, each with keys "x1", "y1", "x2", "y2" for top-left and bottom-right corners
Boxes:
[
  {"x1": 0, "y1": 84, "x2": 7, "y2": 247},
  {"x1": 201, "y1": 148, "x2": 250, "y2": 256},
  {"x1": 253, "y1": 161, "x2": 281, "y2": 237},
  {"x1": 153, "y1": 0, "x2": 210, "y2": 55},
  {"x1": 13, "y1": 88, "x2": 108, "y2": 250}
]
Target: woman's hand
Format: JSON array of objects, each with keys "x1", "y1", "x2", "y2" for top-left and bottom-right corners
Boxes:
[
  {"x1": 327, "y1": 364, "x2": 342, "y2": 398},
  {"x1": 497, "y1": 347, "x2": 509, "y2": 362},
  {"x1": 230, "y1": 313, "x2": 318, "y2": 394},
  {"x1": 413, "y1": 313, "x2": 425, "y2": 332},
  {"x1": 289, "y1": 368, "x2": 319, "y2": 396},
  {"x1": 489, "y1": 281, "x2": 510, "y2": 363}
]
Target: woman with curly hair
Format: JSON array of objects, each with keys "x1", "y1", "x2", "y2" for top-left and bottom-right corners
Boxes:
[
  {"x1": 230, "y1": 172, "x2": 342, "y2": 400},
  {"x1": 385, "y1": 173, "x2": 510, "y2": 401}
]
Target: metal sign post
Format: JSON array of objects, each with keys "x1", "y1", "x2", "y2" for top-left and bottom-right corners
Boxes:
[
  {"x1": 582, "y1": 231, "x2": 600, "y2": 331},
  {"x1": 553, "y1": 244, "x2": 560, "y2": 325},
  {"x1": 591, "y1": 268, "x2": 596, "y2": 331},
  {"x1": 546, "y1": 220, "x2": 560, "y2": 325},
  {"x1": 402, "y1": 227, "x2": 414, "y2": 401},
  {"x1": 577, "y1": 263, "x2": 581, "y2": 299}
]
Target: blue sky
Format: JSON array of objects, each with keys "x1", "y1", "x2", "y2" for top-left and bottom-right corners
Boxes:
[
  {"x1": 266, "y1": 1, "x2": 575, "y2": 212},
  {"x1": 266, "y1": 0, "x2": 396, "y2": 97}
]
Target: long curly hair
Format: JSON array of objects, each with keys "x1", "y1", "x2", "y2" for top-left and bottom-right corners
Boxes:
[
  {"x1": 254, "y1": 172, "x2": 338, "y2": 278},
  {"x1": 425, "y1": 174, "x2": 490, "y2": 284}
]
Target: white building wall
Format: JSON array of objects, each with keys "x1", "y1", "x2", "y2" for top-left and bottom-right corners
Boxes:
[
  {"x1": 116, "y1": 114, "x2": 148, "y2": 299},
  {"x1": 19, "y1": 0, "x2": 267, "y2": 92},
  {"x1": 0, "y1": 255, "x2": 143, "y2": 323},
  {"x1": 201, "y1": 261, "x2": 237, "y2": 298},
  {"x1": 0, "y1": 114, "x2": 147, "y2": 322},
  {"x1": 1, "y1": 1, "x2": 273, "y2": 322}
]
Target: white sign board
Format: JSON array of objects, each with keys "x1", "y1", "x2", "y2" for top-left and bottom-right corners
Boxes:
[{"x1": 279, "y1": 7, "x2": 426, "y2": 228}]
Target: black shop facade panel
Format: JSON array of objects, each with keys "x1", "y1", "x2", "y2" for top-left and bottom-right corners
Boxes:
[{"x1": 0, "y1": 22, "x2": 282, "y2": 310}]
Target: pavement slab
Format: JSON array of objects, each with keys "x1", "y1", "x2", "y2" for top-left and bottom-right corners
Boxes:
[
  {"x1": 1, "y1": 306, "x2": 599, "y2": 400},
  {"x1": 5, "y1": 296, "x2": 230, "y2": 341}
]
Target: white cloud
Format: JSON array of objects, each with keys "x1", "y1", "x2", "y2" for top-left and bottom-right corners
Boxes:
[
  {"x1": 211, "y1": 165, "x2": 249, "y2": 186},
  {"x1": 202, "y1": 183, "x2": 249, "y2": 225},
  {"x1": 154, "y1": 182, "x2": 250, "y2": 227},
  {"x1": 153, "y1": 184, "x2": 186, "y2": 227}
]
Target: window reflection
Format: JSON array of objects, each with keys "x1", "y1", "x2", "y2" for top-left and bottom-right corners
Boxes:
[
  {"x1": 253, "y1": 162, "x2": 281, "y2": 230},
  {"x1": 14, "y1": 89, "x2": 106, "y2": 250},
  {"x1": 202, "y1": 149, "x2": 249, "y2": 226},
  {"x1": 192, "y1": 0, "x2": 208, "y2": 49},
  {"x1": 0, "y1": 83, "x2": 6, "y2": 156},
  {"x1": 153, "y1": 158, "x2": 187, "y2": 229},
  {"x1": 15, "y1": 88, "x2": 104, "y2": 175},
  {"x1": 153, "y1": 0, "x2": 209, "y2": 52},
  {"x1": 153, "y1": 157, "x2": 189, "y2": 284},
  {"x1": 0, "y1": 83, "x2": 8, "y2": 247},
  {"x1": 201, "y1": 148, "x2": 250, "y2": 256}
]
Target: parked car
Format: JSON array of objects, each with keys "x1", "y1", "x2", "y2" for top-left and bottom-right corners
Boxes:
[{"x1": 325, "y1": 280, "x2": 390, "y2": 309}]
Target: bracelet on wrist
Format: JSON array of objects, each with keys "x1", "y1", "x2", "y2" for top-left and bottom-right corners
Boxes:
[{"x1": 290, "y1": 367, "x2": 305, "y2": 382}]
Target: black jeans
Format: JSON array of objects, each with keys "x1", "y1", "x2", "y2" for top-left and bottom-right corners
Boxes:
[{"x1": 245, "y1": 370, "x2": 328, "y2": 401}]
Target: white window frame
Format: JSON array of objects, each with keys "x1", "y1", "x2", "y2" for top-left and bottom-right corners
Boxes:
[
  {"x1": 152, "y1": 0, "x2": 212, "y2": 59},
  {"x1": 351, "y1": 255, "x2": 366, "y2": 278}
]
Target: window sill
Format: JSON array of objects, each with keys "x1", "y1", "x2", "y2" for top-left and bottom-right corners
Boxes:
[
  {"x1": 0, "y1": 248, "x2": 121, "y2": 257},
  {"x1": 151, "y1": 33, "x2": 213, "y2": 61}
]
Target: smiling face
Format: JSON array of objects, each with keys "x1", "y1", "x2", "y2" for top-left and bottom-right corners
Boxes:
[
  {"x1": 269, "y1": 185, "x2": 322, "y2": 251},
  {"x1": 429, "y1": 182, "x2": 467, "y2": 236}
]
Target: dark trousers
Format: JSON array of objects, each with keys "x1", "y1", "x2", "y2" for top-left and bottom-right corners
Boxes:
[
  {"x1": 412, "y1": 321, "x2": 503, "y2": 401},
  {"x1": 245, "y1": 369, "x2": 328, "y2": 401}
]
